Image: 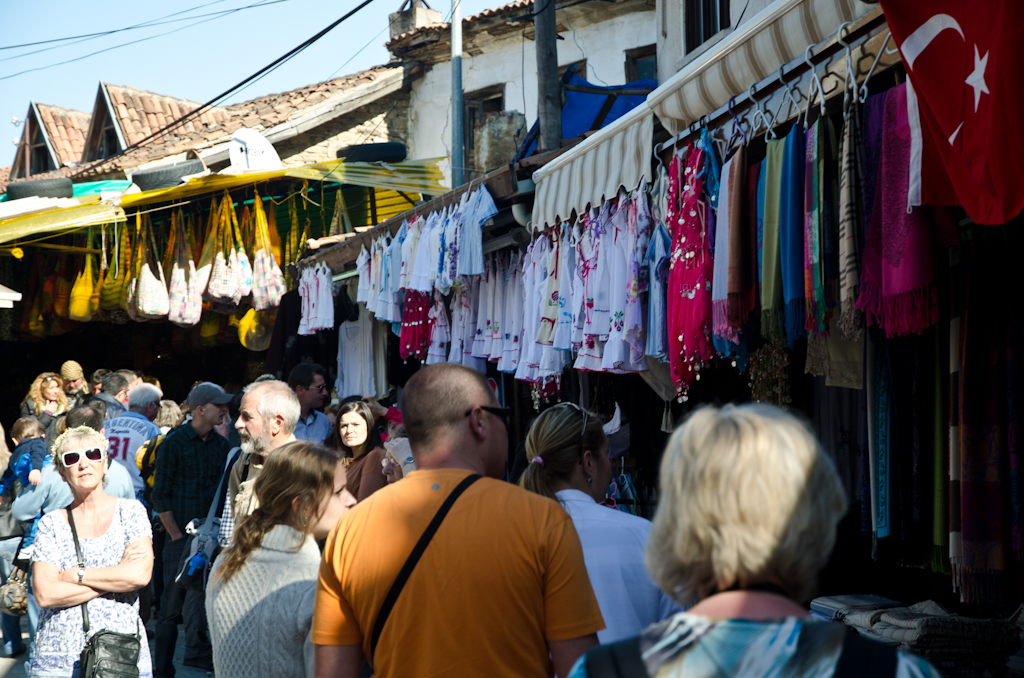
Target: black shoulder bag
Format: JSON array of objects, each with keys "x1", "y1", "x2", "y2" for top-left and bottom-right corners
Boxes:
[
  {"x1": 67, "y1": 507, "x2": 142, "y2": 678},
  {"x1": 368, "y1": 473, "x2": 480, "y2": 664}
]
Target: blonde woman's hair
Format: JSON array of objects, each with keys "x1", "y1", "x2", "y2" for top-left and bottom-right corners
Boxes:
[
  {"x1": 154, "y1": 400, "x2": 184, "y2": 429},
  {"x1": 23, "y1": 372, "x2": 69, "y2": 417},
  {"x1": 54, "y1": 428, "x2": 110, "y2": 485},
  {"x1": 646, "y1": 403, "x2": 847, "y2": 606},
  {"x1": 213, "y1": 442, "x2": 341, "y2": 584},
  {"x1": 518, "y1": 403, "x2": 606, "y2": 502}
]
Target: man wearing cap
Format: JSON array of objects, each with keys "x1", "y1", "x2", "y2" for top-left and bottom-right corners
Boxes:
[
  {"x1": 152, "y1": 382, "x2": 233, "y2": 677},
  {"x1": 60, "y1": 360, "x2": 89, "y2": 408}
]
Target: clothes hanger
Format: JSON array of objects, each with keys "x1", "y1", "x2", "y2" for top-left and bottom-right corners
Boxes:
[
  {"x1": 772, "y1": 64, "x2": 804, "y2": 131},
  {"x1": 859, "y1": 31, "x2": 899, "y2": 103},
  {"x1": 801, "y1": 44, "x2": 827, "y2": 130},
  {"x1": 749, "y1": 84, "x2": 778, "y2": 141},
  {"x1": 726, "y1": 95, "x2": 748, "y2": 149}
]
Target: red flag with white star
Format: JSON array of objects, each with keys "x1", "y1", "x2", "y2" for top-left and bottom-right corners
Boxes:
[{"x1": 879, "y1": 1, "x2": 1024, "y2": 225}]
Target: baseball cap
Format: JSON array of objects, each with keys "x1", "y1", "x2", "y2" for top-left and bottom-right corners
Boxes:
[
  {"x1": 60, "y1": 360, "x2": 85, "y2": 382},
  {"x1": 186, "y1": 382, "x2": 235, "y2": 410}
]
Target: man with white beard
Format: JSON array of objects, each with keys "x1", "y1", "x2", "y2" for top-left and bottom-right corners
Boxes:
[{"x1": 215, "y1": 380, "x2": 300, "y2": 547}]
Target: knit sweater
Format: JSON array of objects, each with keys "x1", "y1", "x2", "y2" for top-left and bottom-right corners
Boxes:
[{"x1": 206, "y1": 525, "x2": 319, "y2": 678}]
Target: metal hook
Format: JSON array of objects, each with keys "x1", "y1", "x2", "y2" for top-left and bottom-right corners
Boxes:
[
  {"x1": 837, "y1": 21, "x2": 859, "y2": 116},
  {"x1": 749, "y1": 84, "x2": 777, "y2": 141},
  {"x1": 727, "y1": 95, "x2": 748, "y2": 148},
  {"x1": 774, "y1": 65, "x2": 803, "y2": 126}
]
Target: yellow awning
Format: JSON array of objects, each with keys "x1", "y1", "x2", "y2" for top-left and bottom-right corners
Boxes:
[
  {"x1": 0, "y1": 158, "x2": 446, "y2": 246},
  {"x1": 120, "y1": 158, "x2": 446, "y2": 209}
]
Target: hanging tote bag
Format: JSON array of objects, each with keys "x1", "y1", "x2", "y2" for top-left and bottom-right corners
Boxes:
[
  {"x1": 135, "y1": 215, "x2": 170, "y2": 320},
  {"x1": 194, "y1": 198, "x2": 220, "y2": 296},
  {"x1": 168, "y1": 214, "x2": 202, "y2": 326},
  {"x1": 226, "y1": 192, "x2": 253, "y2": 299},
  {"x1": 251, "y1": 190, "x2": 287, "y2": 311},
  {"x1": 100, "y1": 223, "x2": 129, "y2": 310},
  {"x1": 53, "y1": 255, "x2": 73, "y2": 319},
  {"x1": 121, "y1": 215, "x2": 145, "y2": 318},
  {"x1": 206, "y1": 197, "x2": 241, "y2": 305},
  {"x1": 90, "y1": 226, "x2": 107, "y2": 317},
  {"x1": 68, "y1": 252, "x2": 95, "y2": 322}
]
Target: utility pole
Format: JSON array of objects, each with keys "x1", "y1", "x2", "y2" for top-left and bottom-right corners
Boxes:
[
  {"x1": 451, "y1": 0, "x2": 464, "y2": 187},
  {"x1": 534, "y1": 0, "x2": 561, "y2": 151}
]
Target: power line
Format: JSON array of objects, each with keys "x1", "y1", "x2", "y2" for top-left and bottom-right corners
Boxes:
[
  {"x1": 0, "y1": 0, "x2": 280, "y2": 63},
  {"x1": 0, "y1": 0, "x2": 236, "y2": 50},
  {"x1": 73, "y1": 0, "x2": 381, "y2": 178},
  {"x1": 0, "y1": 0, "x2": 291, "y2": 80}
]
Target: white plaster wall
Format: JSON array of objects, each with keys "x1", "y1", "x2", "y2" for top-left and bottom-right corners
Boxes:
[
  {"x1": 657, "y1": 0, "x2": 772, "y2": 82},
  {"x1": 408, "y1": 9, "x2": 657, "y2": 185}
]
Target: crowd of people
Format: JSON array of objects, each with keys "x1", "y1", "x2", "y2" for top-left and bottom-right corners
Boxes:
[{"x1": 0, "y1": 359, "x2": 944, "y2": 678}]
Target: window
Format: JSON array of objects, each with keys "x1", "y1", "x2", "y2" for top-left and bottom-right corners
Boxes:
[
  {"x1": 559, "y1": 59, "x2": 587, "y2": 81},
  {"x1": 625, "y1": 45, "x2": 657, "y2": 83},
  {"x1": 85, "y1": 108, "x2": 121, "y2": 162},
  {"x1": 463, "y1": 84, "x2": 504, "y2": 175},
  {"x1": 685, "y1": 0, "x2": 729, "y2": 54},
  {"x1": 28, "y1": 120, "x2": 54, "y2": 176}
]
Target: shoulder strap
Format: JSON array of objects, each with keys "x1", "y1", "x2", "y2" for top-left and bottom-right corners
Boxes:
[
  {"x1": 197, "y1": 447, "x2": 240, "y2": 541},
  {"x1": 65, "y1": 507, "x2": 90, "y2": 635},
  {"x1": 584, "y1": 636, "x2": 648, "y2": 678},
  {"x1": 832, "y1": 626, "x2": 898, "y2": 678},
  {"x1": 369, "y1": 473, "x2": 481, "y2": 662}
]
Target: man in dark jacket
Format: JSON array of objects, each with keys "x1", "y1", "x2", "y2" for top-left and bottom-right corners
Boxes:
[
  {"x1": 93, "y1": 372, "x2": 128, "y2": 420},
  {"x1": 60, "y1": 360, "x2": 89, "y2": 409}
]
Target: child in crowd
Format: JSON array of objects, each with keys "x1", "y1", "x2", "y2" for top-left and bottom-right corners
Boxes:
[{"x1": 2, "y1": 417, "x2": 51, "y2": 491}]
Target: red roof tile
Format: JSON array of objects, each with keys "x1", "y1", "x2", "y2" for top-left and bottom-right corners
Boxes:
[{"x1": 34, "y1": 104, "x2": 92, "y2": 166}]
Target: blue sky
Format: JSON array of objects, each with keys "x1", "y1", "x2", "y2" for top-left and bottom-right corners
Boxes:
[{"x1": 0, "y1": 0, "x2": 494, "y2": 168}]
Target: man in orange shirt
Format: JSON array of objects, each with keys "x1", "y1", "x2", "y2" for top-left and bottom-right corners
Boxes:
[{"x1": 312, "y1": 362, "x2": 603, "y2": 677}]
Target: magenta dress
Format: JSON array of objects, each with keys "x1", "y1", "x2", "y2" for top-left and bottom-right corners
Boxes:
[{"x1": 667, "y1": 144, "x2": 715, "y2": 398}]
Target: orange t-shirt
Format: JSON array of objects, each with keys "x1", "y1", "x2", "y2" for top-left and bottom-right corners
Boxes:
[{"x1": 312, "y1": 468, "x2": 604, "y2": 677}]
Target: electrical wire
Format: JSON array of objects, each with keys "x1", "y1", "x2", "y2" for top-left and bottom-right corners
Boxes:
[
  {"x1": 72, "y1": 0, "x2": 381, "y2": 178},
  {"x1": 0, "y1": 0, "x2": 285, "y2": 63},
  {"x1": 0, "y1": 0, "x2": 291, "y2": 79},
  {"x1": 0, "y1": 0, "x2": 236, "y2": 50}
]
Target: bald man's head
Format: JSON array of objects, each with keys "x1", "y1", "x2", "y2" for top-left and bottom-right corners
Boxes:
[{"x1": 402, "y1": 363, "x2": 494, "y2": 451}]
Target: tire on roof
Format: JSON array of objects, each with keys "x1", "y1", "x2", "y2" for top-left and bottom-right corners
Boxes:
[
  {"x1": 336, "y1": 142, "x2": 407, "y2": 164},
  {"x1": 5, "y1": 177, "x2": 74, "y2": 200},
  {"x1": 131, "y1": 159, "x2": 206, "y2": 192}
]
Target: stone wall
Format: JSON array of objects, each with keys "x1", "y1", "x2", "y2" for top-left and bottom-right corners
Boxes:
[{"x1": 275, "y1": 91, "x2": 411, "y2": 167}]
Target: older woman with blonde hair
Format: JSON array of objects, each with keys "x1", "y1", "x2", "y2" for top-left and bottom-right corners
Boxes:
[
  {"x1": 21, "y1": 372, "x2": 69, "y2": 449},
  {"x1": 571, "y1": 404, "x2": 940, "y2": 678},
  {"x1": 30, "y1": 425, "x2": 154, "y2": 678}
]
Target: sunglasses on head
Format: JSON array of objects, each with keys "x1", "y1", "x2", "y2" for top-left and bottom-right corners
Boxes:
[{"x1": 62, "y1": 448, "x2": 105, "y2": 467}]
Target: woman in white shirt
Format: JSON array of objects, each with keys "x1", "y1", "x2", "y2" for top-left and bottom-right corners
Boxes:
[
  {"x1": 518, "y1": 404, "x2": 678, "y2": 643},
  {"x1": 206, "y1": 442, "x2": 356, "y2": 678}
]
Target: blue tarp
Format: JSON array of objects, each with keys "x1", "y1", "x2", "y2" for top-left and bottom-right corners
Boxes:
[{"x1": 515, "y1": 67, "x2": 656, "y2": 160}]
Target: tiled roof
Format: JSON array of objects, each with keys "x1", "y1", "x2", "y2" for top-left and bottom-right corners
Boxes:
[
  {"x1": 386, "y1": 0, "x2": 531, "y2": 46},
  {"x1": 75, "y1": 65, "x2": 401, "y2": 178},
  {"x1": 103, "y1": 83, "x2": 231, "y2": 147},
  {"x1": 35, "y1": 104, "x2": 91, "y2": 166}
]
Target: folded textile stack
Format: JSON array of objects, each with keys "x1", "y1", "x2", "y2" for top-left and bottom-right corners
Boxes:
[
  {"x1": 809, "y1": 593, "x2": 902, "y2": 621},
  {"x1": 840, "y1": 600, "x2": 1021, "y2": 678}
]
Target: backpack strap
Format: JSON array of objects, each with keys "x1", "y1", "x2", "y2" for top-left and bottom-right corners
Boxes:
[
  {"x1": 584, "y1": 636, "x2": 648, "y2": 678},
  {"x1": 832, "y1": 626, "x2": 898, "y2": 678}
]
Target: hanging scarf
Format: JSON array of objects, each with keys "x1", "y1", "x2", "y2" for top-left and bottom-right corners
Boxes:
[
  {"x1": 711, "y1": 155, "x2": 734, "y2": 342},
  {"x1": 931, "y1": 325, "x2": 949, "y2": 574},
  {"x1": 838, "y1": 103, "x2": 864, "y2": 341},
  {"x1": 870, "y1": 330, "x2": 893, "y2": 543},
  {"x1": 857, "y1": 84, "x2": 938, "y2": 338},
  {"x1": 948, "y1": 247, "x2": 963, "y2": 587},
  {"x1": 748, "y1": 160, "x2": 762, "y2": 312},
  {"x1": 859, "y1": 93, "x2": 887, "y2": 253},
  {"x1": 818, "y1": 119, "x2": 839, "y2": 332},
  {"x1": 804, "y1": 122, "x2": 823, "y2": 334},
  {"x1": 780, "y1": 123, "x2": 807, "y2": 347},
  {"x1": 726, "y1": 145, "x2": 750, "y2": 331},
  {"x1": 760, "y1": 141, "x2": 785, "y2": 342},
  {"x1": 700, "y1": 128, "x2": 722, "y2": 212},
  {"x1": 957, "y1": 244, "x2": 1014, "y2": 603}
]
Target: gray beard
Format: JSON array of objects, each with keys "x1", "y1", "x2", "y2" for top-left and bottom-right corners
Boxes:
[{"x1": 240, "y1": 430, "x2": 272, "y2": 457}]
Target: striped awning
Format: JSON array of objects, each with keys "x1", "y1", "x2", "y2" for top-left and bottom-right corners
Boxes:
[
  {"x1": 531, "y1": 105, "x2": 653, "y2": 229},
  {"x1": 647, "y1": 0, "x2": 874, "y2": 135}
]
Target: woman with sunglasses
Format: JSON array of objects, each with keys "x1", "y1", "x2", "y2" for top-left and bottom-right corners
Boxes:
[
  {"x1": 330, "y1": 400, "x2": 387, "y2": 501},
  {"x1": 20, "y1": 372, "x2": 69, "y2": 450},
  {"x1": 519, "y1": 404, "x2": 678, "y2": 644},
  {"x1": 29, "y1": 425, "x2": 154, "y2": 678}
]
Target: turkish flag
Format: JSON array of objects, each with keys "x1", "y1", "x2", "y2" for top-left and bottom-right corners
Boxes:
[{"x1": 879, "y1": 1, "x2": 1024, "y2": 225}]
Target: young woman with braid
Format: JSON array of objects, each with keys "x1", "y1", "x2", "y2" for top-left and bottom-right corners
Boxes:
[
  {"x1": 518, "y1": 404, "x2": 678, "y2": 644},
  {"x1": 206, "y1": 442, "x2": 356, "y2": 678}
]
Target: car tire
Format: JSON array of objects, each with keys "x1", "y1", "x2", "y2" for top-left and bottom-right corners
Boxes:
[
  {"x1": 131, "y1": 159, "x2": 206, "y2": 192},
  {"x1": 5, "y1": 177, "x2": 74, "y2": 200},
  {"x1": 336, "y1": 142, "x2": 407, "y2": 163}
]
